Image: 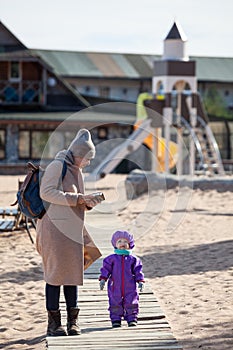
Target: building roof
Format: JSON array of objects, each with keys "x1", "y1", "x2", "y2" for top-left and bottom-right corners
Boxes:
[
  {"x1": 34, "y1": 49, "x2": 233, "y2": 83},
  {"x1": 34, "y1": 49, "x2": 159, "y2": 78},
  {"x1": 0, "y1": 20, "x2": 232, "y2": 84},
  {"x1": 193, "y1": 56, "x2": 233, "y2": 82},
  {"x1": 0, "y1": 110, "x2": 136, "y2": 125},
  {"x1": 0, "y1": 21, "x2": 27, "y2": 52}
]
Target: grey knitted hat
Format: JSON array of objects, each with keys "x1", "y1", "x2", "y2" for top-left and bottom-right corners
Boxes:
[{"x1": 68, "y1": 129, "x2": 95, "y2": 159}]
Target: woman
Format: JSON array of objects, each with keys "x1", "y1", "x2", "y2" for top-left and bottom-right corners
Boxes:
[{"x1": 36, "y1": 129, "x2": 102, "y2": 336}]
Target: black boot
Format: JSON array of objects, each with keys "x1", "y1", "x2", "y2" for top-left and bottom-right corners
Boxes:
[
  {"x1": 67, "y1": 307, "x2": 81, "y2": 335},
  {"x1": 47, "y1": 310, "x2": 67, "y2": 336}
]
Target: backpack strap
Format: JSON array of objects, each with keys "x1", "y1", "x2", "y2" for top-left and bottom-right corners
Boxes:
[
  {"x1": 61, "y1": 160, "x2": 67, "y2": 179},
  {"x1": 27, "y1": 162, "x2": 38, "y2": 171},
  {"x1": 52, "y1": 159, "x2": 67, "y2": 187}
]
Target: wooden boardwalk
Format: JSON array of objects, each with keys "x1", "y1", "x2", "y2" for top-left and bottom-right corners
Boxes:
[{"x1": 46, "y1": 209, "x2": 183, "y2": 350}]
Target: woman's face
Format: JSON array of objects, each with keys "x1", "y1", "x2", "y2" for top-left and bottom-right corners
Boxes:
[{"x1": 74, "y1": 156, "x2": 91, "y2": 169}]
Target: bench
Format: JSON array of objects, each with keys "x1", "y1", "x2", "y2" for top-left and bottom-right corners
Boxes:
[{"x1": 0, "y1": 206, "x2": 35, "y2": 243}]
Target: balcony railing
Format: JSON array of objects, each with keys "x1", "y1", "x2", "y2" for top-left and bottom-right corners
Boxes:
[{"x1": 0, "y1": 80, "x2": 43, "y2": 105}]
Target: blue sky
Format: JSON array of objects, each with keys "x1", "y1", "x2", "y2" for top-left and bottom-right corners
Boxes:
[{"x1": 1, "y1": 0, "x2": 232, "y2": 57}]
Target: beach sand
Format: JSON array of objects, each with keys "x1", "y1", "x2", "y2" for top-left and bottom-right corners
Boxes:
[{"x1": 0, "y1": 174, "x2": 232, "y2": 349}]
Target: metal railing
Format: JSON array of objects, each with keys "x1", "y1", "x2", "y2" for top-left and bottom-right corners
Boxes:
[
  {"x1": 197, "y1": 116, "x2": 225, "y2": 175},
  {"x1": 180, "y1": 116, "x2": 205, "y2": 171}
]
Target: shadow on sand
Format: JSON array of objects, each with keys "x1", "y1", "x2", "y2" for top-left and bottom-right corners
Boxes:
[{"x1": 142, "y1": 239, "x2": 233, "y2": 277}]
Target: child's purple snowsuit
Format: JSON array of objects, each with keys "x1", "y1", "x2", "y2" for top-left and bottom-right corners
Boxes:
[{"x1": 99, "y1": 253, "x2": 144, "y2": 322}]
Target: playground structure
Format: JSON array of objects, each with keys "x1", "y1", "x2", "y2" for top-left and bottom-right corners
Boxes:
[
  {"x1": 86, "y1": 93, "x2": 224, "y2": 181},
  {"x1": 144, "y1": 92, "x2": 225, "y2": 175},
  {"x1": 86, "y1": 21, "x2": 225, "y2": 181}
]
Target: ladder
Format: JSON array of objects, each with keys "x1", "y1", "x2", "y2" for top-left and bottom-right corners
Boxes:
[
  {"x1": 181, "y1": 116, "x2": 225, "y2": 175},
  {"x1": 195, "y1": 116, "x2": 225, "y2": 175}
]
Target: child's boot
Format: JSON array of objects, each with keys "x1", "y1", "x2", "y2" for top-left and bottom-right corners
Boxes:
[
  {"x1": 47, "y1": 310, "x2": 67, "y2": 336},
  {"x1": 111, "y1": 320, "x2": 121, "y2": 328},
  {"x1": 67, "y1": 307, "x2": 81, "y2": 335}
]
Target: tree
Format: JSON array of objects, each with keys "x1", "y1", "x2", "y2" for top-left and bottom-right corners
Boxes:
[{"x1": 203, "y1": 86, "x2": 233, "y2": 119}]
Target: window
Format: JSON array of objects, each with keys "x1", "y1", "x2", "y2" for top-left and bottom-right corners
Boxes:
[
  {"x1": 0, "y1": 130, "x2": 5, "y2": 159},
  {"x1": 32, "y1": 131, "x2": 53, "y2": 158},
  {"x1": 18, "y1": 131, "x2": 30, "y2": 158},
  {"x1": 99, "y1": 87, "x2": 110, "y2": 98},
  {"x1": 19, "y1": 130, "x2": 76, "y2": 159},
  {"x1": 64, "y1": 131, "x2": 76, "y2": 148},
  {"x1": 10, "y1": 61, "x2": 20, "y2": 81}
]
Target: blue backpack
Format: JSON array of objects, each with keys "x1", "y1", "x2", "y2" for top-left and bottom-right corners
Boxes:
[{"x1": 16, "y1": 160, "x2": 67, "y2": 219}]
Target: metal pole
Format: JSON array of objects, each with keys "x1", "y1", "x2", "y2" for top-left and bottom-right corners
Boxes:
[
  {"x1": 151, "y1": 129, "x2": 158, "y2": 172},
  {"x1": 186, "y1": 95, "x2": 197, "y2": 175},
  {"x1": 163, "y1": 107, "x2": 172, "y2": 173},
  {"x1": 176, "y1": 92, "x2": 183, "y2": 175}
]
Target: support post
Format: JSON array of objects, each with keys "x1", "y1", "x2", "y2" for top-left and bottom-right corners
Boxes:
[
  {"x1": 189, "y1": 108, "x2": 197, "y2": 175},
  {"x1": 42, "y1": 68, "x2": 47, "y2": 105},
  {"x1": 163, "y1": 107, "x2": 172, "y2": 173},
  {"x1": 6, "y1": 124, "x2": 18, "y2": 163},
  {"x1": 151, "y1": 128, "x2": 159, "y2": 172},
  {"x1": 176, "y1": 92, "x2": 183, "y2": 175}
]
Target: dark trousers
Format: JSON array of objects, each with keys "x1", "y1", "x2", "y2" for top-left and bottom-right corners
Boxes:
[{"x1": 46, "y1": 283, "x2": 78, "y2": 311}]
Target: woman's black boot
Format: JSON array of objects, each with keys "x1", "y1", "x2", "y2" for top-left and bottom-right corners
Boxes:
[
  {"x1": 47, "y1": 310, "x2": 67, "y2": 336},
  {"x1": 67, "y1": 307, "x2": 81, "y2": 335}
]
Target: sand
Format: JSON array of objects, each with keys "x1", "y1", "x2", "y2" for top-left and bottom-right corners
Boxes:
[{"x1": 0, "y1": 174, "x2": 232, "y2": 349}]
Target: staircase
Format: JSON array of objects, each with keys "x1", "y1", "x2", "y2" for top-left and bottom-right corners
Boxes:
[{"x1": 180, "y1": 116, "x2": 225, "y2": 175}]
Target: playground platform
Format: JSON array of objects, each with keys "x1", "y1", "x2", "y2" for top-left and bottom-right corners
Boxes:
[{"x1": 46, "y1": 208, "x2": 183, "y2": 350}]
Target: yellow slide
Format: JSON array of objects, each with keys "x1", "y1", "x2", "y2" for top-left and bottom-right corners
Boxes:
[{"x1": 136, "y1": 93, "x2": 178, "y2": 171}]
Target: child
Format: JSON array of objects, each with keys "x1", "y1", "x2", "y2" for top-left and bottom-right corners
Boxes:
[{"x1": 99, "y1": 230, "x2": 145, "y2": 328}]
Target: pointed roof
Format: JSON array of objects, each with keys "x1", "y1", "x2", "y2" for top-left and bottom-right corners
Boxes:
[
  {"x1": 165, "y1": 21, "x2": 187, "y2": 41},
  {"x1": 0, "y1": 21, "x2": 27, "y2": 52}
]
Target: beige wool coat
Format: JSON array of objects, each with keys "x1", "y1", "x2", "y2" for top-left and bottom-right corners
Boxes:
[{"x1": 36, "y1": 150, "x2": 101, "y2": 286}]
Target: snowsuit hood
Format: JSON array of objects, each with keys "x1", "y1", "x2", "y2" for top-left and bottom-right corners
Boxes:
[{"x1": 111, "y1": 230, "x2": 135, "y2": 249}]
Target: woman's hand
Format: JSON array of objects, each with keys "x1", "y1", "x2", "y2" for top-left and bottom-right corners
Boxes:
[{"x1": 77, "y1": 194, "x2": 103, "y2": 208}]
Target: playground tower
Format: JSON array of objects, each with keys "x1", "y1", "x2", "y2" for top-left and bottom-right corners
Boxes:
[{"x1": 152, "y1": 21, "x2": 197, "y2": 175}]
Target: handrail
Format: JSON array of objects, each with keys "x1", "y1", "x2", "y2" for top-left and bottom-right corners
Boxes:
[
  {"x1": 197, "y1": 116, "x2": 225, "y2": 175},
  {"x1": 180, "y1": 116, "x2": 205, "y2": 170}
]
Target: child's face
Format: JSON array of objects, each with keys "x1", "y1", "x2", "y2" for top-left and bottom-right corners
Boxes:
[{"x1": 116, "y1": 238, "x2": 130, "y2": 250}]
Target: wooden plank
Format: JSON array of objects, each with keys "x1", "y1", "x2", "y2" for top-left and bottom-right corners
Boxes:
[
  {"x1": 0, "y1": 219, "x2": 14, "y2": 231},
  {"x1": 49, "y1": 344, "x2": 182, "y2": 350},
  {"x1": 61, "y1": 303, "x2": 163, "y2": 311},
  {"x1": 79, "y1": 297, "x2": 157, "y2": 303},
  {"x1": 47, "y1": 335, "x2": 180, "y2": 343},
  {"x1": 47, "y1": 345, "x2": 182, "y2": 350},
  {"x1": 73, "y1": 322, "x2": 171, "y2": 329},
  {"x1": 60, "y1": 314, "x2": 166, "y2": 322},
  {"x1": 48, "y1": 332, "x2": 176, "y2": 341},
  {"x1": 4, "y1": 208, "x2": 18, "y2": 216},
  {"x1": 47, "y1": 339, "x2": 182, "y2": 349}
]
